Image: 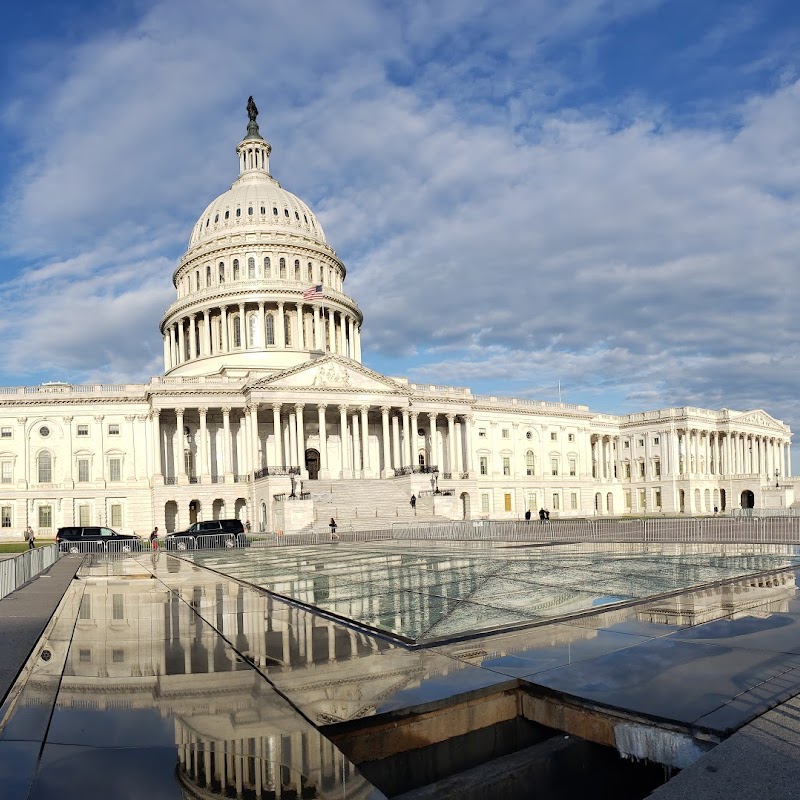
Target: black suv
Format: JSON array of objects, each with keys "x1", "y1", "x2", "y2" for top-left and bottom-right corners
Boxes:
[
  {"x1": 165, "y1": 519, "x2": 246, "y2": 550},
  {"x1": 56, "y1": 526, "x2": 142, "y2": 553}
]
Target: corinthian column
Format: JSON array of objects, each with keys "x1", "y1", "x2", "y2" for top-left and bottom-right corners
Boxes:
[
  {"x1": 272, "y1": 404, "x2": 283, "y2": 466},
  {"x1": 360, "y1": 406, "x2": 371, "y2": 475},
  {"x1": 175, "y1": 408, "x2": 187, "y2": 483},
  {"x1": 317, "y1": 405, "x2": 328, "y2": 477},
  {"x1": 381, "y1": 407, "x2": 391, "y2": 478},
  {"x1": 222, "y1": 407, "x2": 233, "y2": 480},
  {"x1": 151, "y1": 409, "x2": 163, "y2": 480},
  {"x1": 339, "y1": 405, "x2": 350, "y2": 478},
  {"x1": 198, "y1": 407, "x2": 209, "y2": 480}
]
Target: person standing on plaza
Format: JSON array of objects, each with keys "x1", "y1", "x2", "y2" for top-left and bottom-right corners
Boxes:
[
  {"x1": 538, "y1": 508, "x2": 546, "y2": 524},
  {"x1": 525, "y1": 509, "x2": 531, "y2": 523},
  {"x1": 24, "y1": 525, "x2": 35, "y2": 549},
  {"x1": 329, "y1": 517, "x2": 339, "y2": 541},
  {"x1": 410, "y1": 495, "x2": 417, "y2": 515},
  {"x1": 150, "y1": 526, "x2": 159, "y2": 552}
]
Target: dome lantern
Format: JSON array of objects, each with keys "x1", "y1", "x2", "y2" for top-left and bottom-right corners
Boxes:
[{"x1": 237, "y1": 96, "x2": 272, "y2": 177}]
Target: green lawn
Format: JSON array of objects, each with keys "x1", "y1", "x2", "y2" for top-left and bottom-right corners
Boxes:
[{"x1": 0, "y1": 541, "x2": 54, "y2": 553}]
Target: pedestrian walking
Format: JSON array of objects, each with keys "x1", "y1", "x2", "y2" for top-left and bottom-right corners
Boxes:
[
  {"x1": 329, "y1": 517, "x2": 339, "y2": 541},
  {"x1": 538, "y1": 508, "x2": 546, "y2": 524},
  {"x1": 245, "y1": 519, "x2": 252, "y2": 534},
  {"x1": 524, "y1": 509, "x2": 531, "y2": 523},
  {"x1": 24, "y1": 525, "x2": 35, "y2": 550},
  {"x1": 410, "y1": 494, "x2": 417, "y2": 515},
  {"x1": 544, "y1": 509, "x2": 551, "y2": 523},
  {"x1": 150, "y1": 526, "x2": 159, "y2": 552}
]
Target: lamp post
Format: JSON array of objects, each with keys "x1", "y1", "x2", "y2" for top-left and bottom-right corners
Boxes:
[
  {"x1": 776, "y1": 468, "x2": 780, "y2": 488},
  {"x1": 290, "y1": 472, "x2": 296, "y2": 499}
]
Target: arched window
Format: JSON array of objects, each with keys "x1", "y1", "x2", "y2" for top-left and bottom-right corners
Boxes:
[
  {"x1": 265, "y1": 313, "x2": 275, "y2": 345},
  {"x1": 319, "y1": 268, "x2": 324, "y2": 285},
  {"x1": 206, "y1": 265, "x2": 211, "y2": 287},
  {"x1": 195, "y1": 270, "x2": 200, "y2": 291},
  {"x1": 526, "y1": 451, "x2": 535, "y2": 476},
  {"x1": 279, "y1": 258, "x2": 286, "y2": 279},
  {"x1": 233, "y1": 316, "x2": 241, "y2": 348},
  {"x1": 233, "y1": 259, "x2": 240, "y2": 280},
  {"x1": 248, "y1": 257, "x2": 255, "y2": 279},
  {"x1": 218, "y1": 262, "x2": 225, "y2": 283},
  {"x1": 38, "y1": 451, "x2": 52, "y2": 483},
  {"x1": 248, "y1": 314, "x2": 257, "y2": 347},
  {"x1": 294, "y1": 259, "x2": 300, "y2": 280},
  {"x1": 264, "y1": 257, "x2": 271, "y2": 278},
  {"x1": 307, "y1": 262, "x2": 313, "y2": 281},
  {"x1": 284, "y1": 314, "x2": 292, "y2": 347}
]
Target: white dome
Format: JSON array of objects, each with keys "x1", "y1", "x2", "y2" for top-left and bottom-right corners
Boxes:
[{"x1": 188, "y1": 171, "x2": 326, "y2": 248}]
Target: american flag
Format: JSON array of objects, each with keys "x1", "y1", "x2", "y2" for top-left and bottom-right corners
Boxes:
[{"x1": 303, "y1": 284, "x2": 323, "y2": 300}]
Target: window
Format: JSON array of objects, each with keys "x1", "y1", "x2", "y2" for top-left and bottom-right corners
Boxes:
[
  {"x1": 112, "y1": 593, "x2": 124, "y2": 620},
  {"x1": 206, "y1": 265, "x2": 211, "y2": 287},
  {"x1": 501, "y1": 429, "x2": 509, "y2": 439},
  {"x1": 284, "y1": 208, "x2": 290, "y2": 217},
  {"x1": 79, "y1": 649, "x2": 91, "y2": 663},
  {"x1": 112, "y1": 649, "x2": 125, "y2": 663},
  {"x1": 1, "y1": 461, "x2": 11, "y2": 484},
  {"x1": 77, "y1": 459, "x2": 89, "y2": 483},
  {"x1": 0, "y1": 427, "x2": 11, "y2": 438},
  {"x1": 526, "y1": 431, "x2": 532, "y2": 439},
  {"x1": 111, "y1": 504, "x2": 122, "y2": 527},
  {"x1": 653, "y1": 436, "x2": 660, "y2": 445},
  {"x1": 638, "y1": 489, "x2": 646, "y2": 509},
  {"x1": 77, "y1": 424, "x2": 88, "y2": 436},
  {"x1": 654, "y1": 489, "x2": 662, "y2": 508},
  {"x1": 624, "y1": 490, "x2": 631, "y2": 509},
  {"x1": 218, "y1": 262, "x2": 225, "y2": 283},
  {"x1": 502, "y1": 457, "x2": 510, "y2": 476},
  {"x1": 248, "y1": 314, "x2": 257, "y2": 347},
  {"x1": 109, "y1": 458, "x2": 121, "y2": 482},
  {"x1": 247, "y1": 206, "x2": 253, "y2": 216},
  {"x1": 568, "y1": 433, "x2": 575, "y2": 442},
  {"x1": 248, "y1": 257, "x2": 255, "y2": 278},
  {"x1": 570, "y1": 493, "x2": 578, "y2": 510},
  {"x1": 294, "y1": 259, "x2": 300, "y2": 280},
  {"x1": 479, "y1": 456, "x2": 488, "y2": 475},
  {"x1": 79, "y1": 505, "x2": 90, "y2": 525},
  {"x1": 624, "y1": 463, "x2": 631, "y2": 478},
  {"x1": 308, "y1": 262, "x2": 313, "y2": 281},
  {"x1": 639, "y1": 462, "x2": 645, "y2": 478},
  {"x1": 273, "y1": 206, "x2": 278, "y2": 216},
  {"x1": 264, "y1": 257, "x2": 271, "y2": 278},
  {"x1": 550, "y1": 432, "x2": 557, "y2": 441},
  {"x1": 481, "y1": 493, "x2": 490, "y2": 513},
  {"x1": 233, "y1": 259, "x2": 240, "y2": 280},
  {"x1": 108, "y1": 424, "x2": 120, "y2": 436},
  {"x1": 550, "y1": 458, "x2": 559, "y2": 476},
  {"x1": 623, "y1": 441, "x2": 630, "y2": 449},
  {"x1": 504, "y1": 493, "x2": 512, "y2": 512},
  {"x1": 654, "y1": 461, "x2": 661, "y2": 477},
  {"x1": 38, "y1": 452, "x2": 52, "y2": 483},
  {"x1": 284, "y1": 315, "x2": 291, "y2": 347},
  {"x1": 38, "y1": 505, "x2": 52, "y2": 528},
  {"x1": 235, "y1": 208, "x2": 241, "y2": 218},
  {"x1": 279, "y1": 257, "x2": 286, "y2": 278},
  {"x1": 552, "y1": 493, "x2": 560, "y2": 510},
  {"x1": 569, "y1": 458, "x2": 577, "y2": 477},
  {"x1": 525, "y1": 450, "x2": 535, "y2": 476},
  {"x1": 79, "y1": 595, "x2": 91, "y2": 619},
  {"x1": 478, "y1": 428, "x2": 486, "y2": 438},
  {"x1": 233, "y1": 316, "x2": 242, "y2": 348},
  {"x1": 195, "y1": 270, "x2": 200, "y2": 291},
  {"x1": 1, "y1": 506, "x2": 11, "y2": 527},
  {"x1": 638, "y1": 438, "x2": 644, "y2": 447},
  {"x1": 265, "y1": 313, "x2": 275, "y2": 345}
]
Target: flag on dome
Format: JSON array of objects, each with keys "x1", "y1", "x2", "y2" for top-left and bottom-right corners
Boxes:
[{"x1": 303, "y1": 284, "x2": 323, "y2": 300}]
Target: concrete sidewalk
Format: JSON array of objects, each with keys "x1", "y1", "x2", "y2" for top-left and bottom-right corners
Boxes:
[{"x1": 0, "y1": 555, "x2": 83, "y2": 706}]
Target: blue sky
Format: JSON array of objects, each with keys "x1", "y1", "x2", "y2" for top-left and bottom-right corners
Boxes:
[{"x1": 1, "y1": 0, "x2": 800, "y2": 443}]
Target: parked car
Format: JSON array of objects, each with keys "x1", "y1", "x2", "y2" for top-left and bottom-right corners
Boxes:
[
  {"x1": 56, "y1": 526, "x2": 142, "y2": 553},
  {"x1": 165, "y1": 519, "x2": 247, "y2": 550}
]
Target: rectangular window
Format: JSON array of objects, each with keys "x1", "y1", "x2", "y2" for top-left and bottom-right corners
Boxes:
[
  {"x1": 478, "y1": 428, "x2": 486, "y2": 438},
  {"x1": 624, "y1": 490, "x2": 631, "y2": 509},
  {"x1": 109, "y1": 458, "x2": 121, "y2": 482},
  {"x1": 653, "y1": 436, "x2": 660, "y2": 445},
  {"x1": 568, "y1": 433, "x2": 575, "y2": 442},
  {"x1": 550, "y1": 432, "x2": 557, "y2": 441},
  {"x1": 108, "y1": 424, "x2": 120, "y2": 436},
  {"x1": 501, "y1": 429, "x2": 509, "y2": 439},
  {"x1": 1, "y1": 506, "x2": 11, "y2": 527},
  {"x1": 112, "y1": 649, "x2": 125, "y2": 663},
  {"x1": 38, "y1": 505, "x2": 52, "y2": 528},
  {"x1": 624, "y1": 441, "x2": 629, "y2": 449},
  {"x1": 79, "y1": 595, "x2": 91, "y2": 620},
  {"x1": 479, "y1": 456, "x2": 488, "y2": 476},
  {"x1": 570, "y1": 492, "x2": 578, "y2": 510},
  {"x1": 502, "y1": 457, "x2": 510, "y2": 476},
  {"x1": 481, "y1": 493, "x2": 490, "y2": 513},
  {"x1": 655, "y1": 489, "x2": 662, "y2": 508},
  {"x1": 638, "y1": 438, "x2": 644, "y2": 447},
  {"x1": 639, "y1": 489, "x2": 646, "y2": 509},
  {"x1": 111, "y1": 504, "x2": 122, "y2": 527},
  {"x1": 654, "y1": 461, "x2": 661, "y2": 477},
  {"x1": 77, "y1": 425, "x2": 89, "y2": 436},
  {"x1": 552, "y1": 493, "x2": 560, "y2": 510},
  {"x1": 112, "y1": 594, "x2": 124, "y2": 620},
  {"x1": 79, "y1": 649, "x2": 91, "y2": 663},
  {"x1": 624, "y1": 463, "x2": 631, "y2": 478},
  {"x1": 77, "y1": 459, "x2": 89, "y2": 483},
  {"x1": 528, "y1": 493, "x2": 537, "y2": 511},
  {"x1": 504, "y1": 493, "x2": 512, "y2": 512},
  {"x1": 1, "y1": 461, "x2": 11, "y2": 484},
  {"x1": 79, "y1": 505, "x2": 90, "y2": 526},
  {"x1": 569, "y1": 459, "x2": 577, "y2": 477},
  {"x1": 639, "y1": 462, "x2": 645, "y2": 478},
  {"x1": 0, "y1": 427, "x2": 11, "y2": 438},
  {"x1": 550, "y1": 458, "x2": 558, "y2": 476}
]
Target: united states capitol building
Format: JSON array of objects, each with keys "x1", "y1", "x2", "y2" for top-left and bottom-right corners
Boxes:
[{"x1": 0, "y1": 102, "x2": 793, "y2": 536}]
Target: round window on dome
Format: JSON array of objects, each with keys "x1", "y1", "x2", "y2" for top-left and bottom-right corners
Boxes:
[
  {"x1": 39, "y1": 426, "x2": 50, "y2": 438},
  {"x1": 526, "y1": 431, "x2": 532, "y2": 439}
]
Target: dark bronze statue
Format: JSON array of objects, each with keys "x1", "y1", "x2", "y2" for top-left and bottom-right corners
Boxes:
[{"x1": 247, "y1": 96, "x2": 258, "y2": 123}]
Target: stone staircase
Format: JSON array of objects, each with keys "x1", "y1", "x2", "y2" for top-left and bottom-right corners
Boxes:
[{"x1": 304, "y1": 478, "x2": 450, "y2": 532}]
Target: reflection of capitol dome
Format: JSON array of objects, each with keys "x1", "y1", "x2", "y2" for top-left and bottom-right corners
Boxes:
[{"x1": 160, "y1": 100, "x2": 362, "y2": 378}]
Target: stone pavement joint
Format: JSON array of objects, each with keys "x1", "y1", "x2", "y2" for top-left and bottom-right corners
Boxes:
[{"x1": 0, "y1": 555, "x2": 83, "y2": 707}]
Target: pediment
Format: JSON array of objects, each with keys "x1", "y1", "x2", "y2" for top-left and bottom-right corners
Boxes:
[
  {"x1": 729, "y1": 409, "x2": 786, "y2": 431},
  {"x1": 249, "y1": 357, "x2": 408, "y2": 394}
]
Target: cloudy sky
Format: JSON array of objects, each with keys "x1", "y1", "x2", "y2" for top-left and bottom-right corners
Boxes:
[{"x1": 1, "y1": 1, "x2": 800, "y2": 436}]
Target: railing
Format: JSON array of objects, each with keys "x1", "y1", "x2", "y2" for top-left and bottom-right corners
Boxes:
[
  {"x1": 233, "y1": 474, "x2": 249, "y2": 483},
  {"x1": 392, "y1": 465, "x2": 440, "y2": 476},
  {"x1": 164, "y1": 477, "x2": 177, "y2": 485},
  {"x1": 254, "y1": 466, "x2": 299, "y2": 479},
  {"x1": 210, "y1": 476, "x2": 224, "y2": 483},
  {"x1": 0, "y1": 545, "x2": 59, "y2": 600},
  {"x1": 189, "y1": 476, "x2": 201, "y2": 484},
  {"x1": 274, "y1": 492, "x2": 311, "y2": 502}
]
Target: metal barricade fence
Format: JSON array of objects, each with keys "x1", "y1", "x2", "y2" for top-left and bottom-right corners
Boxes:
[{"x1": 1, "y1": 545, "x2": 59, "y2": 600}]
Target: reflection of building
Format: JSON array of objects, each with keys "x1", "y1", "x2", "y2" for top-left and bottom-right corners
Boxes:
[{"x1": 0, "y1": 102, "x2": 794, "y2": 541}]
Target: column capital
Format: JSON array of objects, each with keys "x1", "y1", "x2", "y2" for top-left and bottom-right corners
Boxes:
[
  {"x1": 175, "y1": 407, "x2": 185, "y2": 416},
  {"x1": 317, "y1": 403, "x2": 328, "y2": 412},
  {"x1": 338, "y1": 404, "x2": 349, "y2": 413},
  {"x1": 381, "y1": 405, "x2": 391, "y2": 415},
  {"x1": 258, "y1": 300, "x2": 265, "y2": 310},
  {"x1": 246, "y1": 403, "x2": 258, "y2": 414},
  {"x1": 446, "y1": 412, "x2": 456, "y2": 422},
  {"x1": 136, "y1": 414, "x2": 148, "y2": 422},
  {"x1": 222, "y1": 406, "x2": 231, "y2": 415},
  {"x1": 294, "y1": 403, "x2": 305, "y2": 413},
  {"x1": 271, "y1": 403, "x2": 282, "y2": 413},
  {"x1": 124, "y1": 415, "x2": 135, "y2": 423},
  {"x1": 360, "y1": 404, "x2": 371, "y2": 413},
  {"x1": 94, "y1": 415, "x2": 104, "y2": 423},
  {"x1": 17, "y1": 417, "x2": 26, "y2": 425},
  {"x1": 198, "y1": 406, "x2": 208, "y2": 417},
  {"x1": 150, "y1": 409, "x2": 160, "y2": 420}
]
